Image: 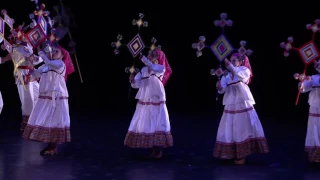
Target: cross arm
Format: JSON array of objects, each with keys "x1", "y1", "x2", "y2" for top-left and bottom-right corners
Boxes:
[{"x1": 0, "y1": 53, "x2": 12, "y2": 64}]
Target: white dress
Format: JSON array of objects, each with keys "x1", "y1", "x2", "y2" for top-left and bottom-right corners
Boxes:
[
  {"x1": 1, "y1": 45, "x2": 42, "y2": 130},
  {"x1": 0, "y1": 58, "x2": 5, "y2": 114},
  {"x1": 301, "y1": 74, "x2": 320, "y2": 162},
  {"x1": 124, "y1": 56, "x2": 173, "y2": 148},
  {"x1": 0, "y1": 91, "x2": 3, "y2": 114},
  {"x1": 213, "y1": 64, "x2": 269, "y2": 159},
  {"x1": 23, "y1": 59, "x2": 71, "y2": 143}
]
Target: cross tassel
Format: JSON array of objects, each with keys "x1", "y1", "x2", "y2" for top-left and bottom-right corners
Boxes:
[
  {"x1": 33, "y1": 3, "x2": 50, "y2": 18},
  {"x1": 192, "y1": 36, "x2": 206, "y2": 57},
  {"x1": 238, "y1": 40, "x2": 253, "y2": 57},
  {"x1": 294, "y1": 71, "x2": 311, "y2": 105},
  {"x1": 214, "y1": 13, "x2": 233, "y2": 32},
  {"x1": 111, "y1": 34, "x2": 123, "y2": 55},
  {"x1": 210, "y1": 67, "x2": 228, "y2": 78},
  {"x1": 132, "y1": 13, "x2": 148, "y2": 28},
  {"x1": 280, "y1": 36, "x2": 295, "y2": 57},
  {"x1": 125, "y1": 65, "x2": 139, "y2": 74},
  {"x1": 149, "y1": 37, "x2": 161, "y2": 51}
]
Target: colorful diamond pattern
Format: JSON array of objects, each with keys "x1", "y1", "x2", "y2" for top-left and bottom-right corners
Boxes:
[
  {"x1": 3, "y1": 39, "x2": 12, "y2": 53},
  {"x1": 197, "y1": 42, "x2": 205, "y2": 51},
  {"x1": 211, "y1": 35, "x2": 234, "y2": 61},
  {"x1": 127, "y1": 34, "x2": 145, "y2": 57},
  {"x1": 298, "y1": 41, "x2": 319, "y2": 65},
  {"x1": 0, "y1": 18, "x2": 4, "y2": 37},
  {"x1": 4, "y1": 14, "x2": 13, "y2": 29},
  {"x1": 215, "y1": 67, "x2": 223, "y2": 77},
  {"x1": 25, "y1": 24, "x2": 46, "y2": 48}
]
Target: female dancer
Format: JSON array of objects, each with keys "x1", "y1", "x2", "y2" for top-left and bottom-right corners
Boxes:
[
  {"x1": 300, "y1": 60, "x2": 320, "y2": 162},
  {"x1": 213, "y1": 53, "x2": 269, "y2": 164},
  {"x1": 23, "y1": 45, "x2": 74, "y2": 155},
  {"x1": 124, "y1": 49, "x2": 173, "y2": 159}
]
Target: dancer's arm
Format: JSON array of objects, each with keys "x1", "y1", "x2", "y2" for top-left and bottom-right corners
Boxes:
[
  {"x1": 299, "y1": 75, "x2": 315, "y2": 93},
  {"x1": 130, "y1": 72, "x2": 143, "y2": 89},
  {"x1": 0, "y1": 54, "x2": 12, "y2": 64},
  {"x1": 38, "y1": 51, "x2": 64, "y2": 69},
  {"x1": 140, "y1": 56, "x2": 165, "y2": 73},
  {"x1": 29, "y1": 65, "x2": 45, "y2": 78},
  {"x1": 225, "y1": 61, "x2": 250, "y2": 80},
  {"x1": 216, "y1": 76, "x2": 228, "y2": 94},
  {"x1": 30, "y1": 55, "x2": 44, "y2": 65}
]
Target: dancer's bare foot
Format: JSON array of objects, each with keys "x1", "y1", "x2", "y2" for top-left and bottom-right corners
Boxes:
[
  {"x1": 40, "y1": 143, "x2": 58, "y2": 156},
  {"x1": 144, "y1": 149, "x2": 154, "y2": 159},
  {"x1": 152, "y1": 149, "x2": 163, "y2": 159},
  {"x1": 234, "y1": 158, "x2": 245, "y2": 165},
  {"x1": 40, "y1": 147, "x2": 49, "y2": 155},
  {"x1": 42, "y1": 148, "x2": 58, "y2": 155}
]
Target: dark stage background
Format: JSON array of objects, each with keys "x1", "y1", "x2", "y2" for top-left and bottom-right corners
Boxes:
[
  {"x1": 0, "y1": 1, "x2": 319, "y2": 126},
  {"x1": 3, "y1": 2, "x2": 320, "y2": 179}
]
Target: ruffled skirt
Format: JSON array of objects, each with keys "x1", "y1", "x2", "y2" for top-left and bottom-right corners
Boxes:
[
  {"x1": 23, "y1": 92, "x2": 71, "y2": 143},
  {"x1": 124, "y1": 100, "x2": 173, "y2": 148},
  {"x1": 213, "y1": 101, "x2": 269, "y2": 159},
  {"x1": 305, "y1": 106, "x2": 320, "y2": 162}
]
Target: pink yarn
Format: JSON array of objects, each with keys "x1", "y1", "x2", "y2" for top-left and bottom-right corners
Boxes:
[
  {"x1": 155, "y1": 49, "x2": 172, "y2": 86},
  {"x1": 57, "y1": 46, "x2": 75, "y2": 81}
]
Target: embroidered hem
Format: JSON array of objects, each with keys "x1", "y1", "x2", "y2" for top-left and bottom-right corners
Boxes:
[
  {"x1": 23, "y1": 125, "x2": 71, "y2": 143},
  {"x1": 20, "y1": 115, "x2": 29, "y2": 131},
  {"x1": 309, "y1": 113, "x2": 320, "y2": 117},
  {"x1": 39, "y1": 96, "x2": 68, "y2": 100},
  {"x1": 223, "y1": 107, "x2": 254, "y2": 114},
  {"x1": 137, "y1": 101, "x2": 165, "y2": 106},
  {"x1": 213, "y1": 137, "x2": 269, "y2": 159},
  {"x1": 124, "y1": 131, "x2": 173, "y2": 148},
  {"x1": 305, "y1": 146, "x2": 320, "y2": 162}
]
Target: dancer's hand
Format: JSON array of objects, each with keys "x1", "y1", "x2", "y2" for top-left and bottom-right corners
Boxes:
[
  {"x1": 1, "y1": 54, "x2": 12, "y2": 63},
  {"x1": 314, "y1": 60, "x2": 319, "y2": 68},
  {"x1": 224, "y1": 58, "x2": 230, "y2": 66},
  {"x1": 216, "y1": 80, "x2": 222, "y2": 90},
  {"x1": 298, "y1": 82, "x2": 304, "y2": 89},
  {"x1": 139, "y1": 53, "x2": 143, "y2": 60},
  {"x1": 38, "y1": 51, "x2": 45, "y2": 57}
]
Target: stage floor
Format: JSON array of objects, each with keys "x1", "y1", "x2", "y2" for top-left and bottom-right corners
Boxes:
[{"x1": 1, "y1": 109, "x2": 320, "y2": 180}]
